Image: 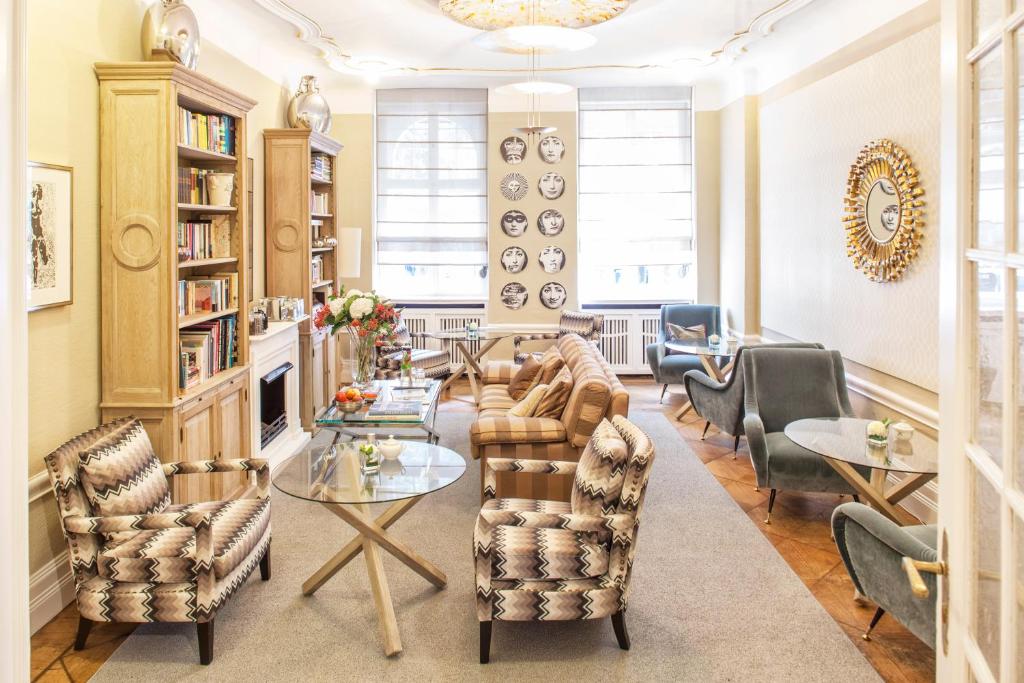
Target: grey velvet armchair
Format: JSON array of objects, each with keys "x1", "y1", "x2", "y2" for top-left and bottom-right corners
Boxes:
[
  {"x1": 683, "y1": 342, "x2": 824, "y2": 455},
  {"x1": 742, "y1": 347, "x2": 869, "y2": 523},
  {"x1": 832, "y1": 502, "x2": 937, "y2": 646},
  {"x1": 646, "y1": 304, "x2": 721, "y2": 401}
]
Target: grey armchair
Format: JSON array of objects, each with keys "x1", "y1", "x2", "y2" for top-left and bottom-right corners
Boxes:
[
  {"x1": 683, "y1": 342, "x2": 824, "y2": 455},
  {"x1": 742, "y1": 347, "x2": 869, "y2": 522},
  {"x1": 646, "y1": 304, "x2": 721, "y2": 401},
  {"x1": 832, "y1": 502, "x2": 937, "y2": 646}
]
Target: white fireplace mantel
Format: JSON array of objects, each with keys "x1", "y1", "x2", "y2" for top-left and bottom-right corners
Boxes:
[{"x1": 250, "y1": 317, "x2": 310, "y2": 472}]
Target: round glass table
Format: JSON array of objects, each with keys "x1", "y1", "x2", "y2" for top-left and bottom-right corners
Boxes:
[
  {"x1": 665, "y1": 339, "x2": 743, "y2": 421},
  {"x1": 785, "y1": 417, "x2": 938, "y2": 525},
  {"x1": 273, "y1": 442, "x2": 466, "y2": 656},
  {"x1": 413, "y1": 327, "x2": 517, "y2": 403}
]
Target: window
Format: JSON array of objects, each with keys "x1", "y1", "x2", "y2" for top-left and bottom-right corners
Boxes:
[
  {"x1": 578, "y1": 86, "x2": 695, "y2": 302},
  {"x1": 375, "y1": 89, "x2": 488, "y2": 300}
]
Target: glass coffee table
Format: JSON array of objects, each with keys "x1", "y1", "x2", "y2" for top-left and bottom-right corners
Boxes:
[
  {"x1": 665, "y1": 339, "x2": 743, "y2": 421},
  {"x1": 316, "y1": 378, "x2": 442, "y2": 444},
  {"x1": 415, "y1": 328, "x2": 516, "y2": 403},
  {"x1": 274, "y1": 441, "x2": 466, "y2": 656},
  {"x1": 785, "y1": 417, "x2": 938, "y2": 526}
]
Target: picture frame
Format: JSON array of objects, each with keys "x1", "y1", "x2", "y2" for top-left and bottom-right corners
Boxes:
[{"x1": 27, "y1": 162, "x2": 74, "y2": 311}]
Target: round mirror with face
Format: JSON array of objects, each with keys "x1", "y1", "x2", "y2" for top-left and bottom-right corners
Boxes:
[
  {"x1": 501, "y1": 173, "x2": 528, "y2": 201},
  {"x1": 538, "y1": 245, "x2": 566, "y2": 273},
  {"x1": 538, "y1": 172, "x2": 565, "y2": 200},
  {"x1": 500, "y1": 246, "x2": 528, "y2": 273},
  {"x1": 842, "y1": 139, "x2": 925, "y2": 283},
  {"x1": 540, "y1": 282, "x2": 567, "y2": 309},
  {"x1": 501, "y1": 282, "x2": 528, "y2": 310},
  {"x1": 500, "y1": 209, "x2": 528, "y2": 237},
  {"x1": 537, "y1": 209, "x2": 564, "y2": 236},
  {"x1": 538, "y1": 136, "x2": 565, "y2": 164},
  {"x1": 865, "y1": 178, "x2": 900, "y2": 242},
  {"x1": 500, "y1": 136, "x2": 526, "y2": 164}
]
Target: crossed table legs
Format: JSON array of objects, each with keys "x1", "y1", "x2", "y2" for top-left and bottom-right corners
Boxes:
[
  {"x1": 301, "y1": 495, "x2": 447, "y2": 656},
  {"x1": 438, "y1": 337, "x2": 504, "y2": 404},
  {"x1": 824, "y1": 459, "x2": 936, "y2": 527}
]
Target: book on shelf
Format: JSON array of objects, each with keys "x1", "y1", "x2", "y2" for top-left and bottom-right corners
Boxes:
[
  {"x1": 177, "y1": 272, "x2": 239, "y2": 316},
  {"x1": 310, "y1": 191, "x2": 329, "y2": 215},
  {"x1": 179, "y1": 106, "x2": 236, "y2": 155},
  {"x1": 177, "y1": 219, "x2": 213, "y2": 262},
  {"x1": 311, "y1": 255, "x2": 323, "y2": 284},
  {"x1": 366, "y1": 401, "x2": 423, "y2": 420},
  {"x1": 178, "y1": 316, "x2": 238, "y2": 388},
  {"x1": 178, "y1": 167, "x2": 213, "y2": 205},
  {"x1": 310, "y1": 153, "x2": 333, "y2": 182}
]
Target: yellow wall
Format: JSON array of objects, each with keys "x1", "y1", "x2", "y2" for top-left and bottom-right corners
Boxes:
[
  {"x1": 27, "y1": 0, "x2": 288, "y2": 576},
  {"x1": 333, "y1": 113, "x2": 374, "y2": 295}
]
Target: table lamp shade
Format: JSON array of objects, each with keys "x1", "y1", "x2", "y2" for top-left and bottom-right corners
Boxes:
[{"x1": 339, "y1": 227, "x2": 362, "y2": 278}]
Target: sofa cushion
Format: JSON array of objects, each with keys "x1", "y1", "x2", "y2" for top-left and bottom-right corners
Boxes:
[
  {"x1": 471, "y1": 416, "x2": 567, "y2": 446},
  {"x1": 482, "y1": 359, "x2": 518, "y2": 385},
  {"x1": 479, "y1": 384, "x2": 518, "y2": 413},
  {"x1": 490, "y1": 525, "x2": 608, "y2": 580},
  {"x1": 508, "y1": 355, "x2": 542, "y2": 399},
  {"x1": 535, "y1": 366, "x2": 573, "y2": 419},
  {"x1": 509, "y1": 384, "x2": 548, "y2": 417},
  {"x1": 572, "y1": 419, "x2": 629, "y2": 516},
  {"x1": 527, "y1": 346, "x2": 565, "y2": 394},
  {"x1": 561, "y1": 373, "x2": 613, "y2": 449},
  {"x1": 78, "y1": 419, "x2": 171, "y2": 518},
  {"x1": 99, "y1": 497, "x2": 270, "y2": 582}
]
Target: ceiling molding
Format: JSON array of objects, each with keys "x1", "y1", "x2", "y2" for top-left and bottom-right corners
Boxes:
[
  {"x1": 713, "y1": 0, "x2": 819, "y2": 61},
  {"x1": 251, "y1": 0, "x2": 350, "y2": 61}
]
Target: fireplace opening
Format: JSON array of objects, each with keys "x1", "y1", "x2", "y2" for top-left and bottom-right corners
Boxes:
[{"x1": 260, "y1": 362, "x2": 293, "y2": 449}]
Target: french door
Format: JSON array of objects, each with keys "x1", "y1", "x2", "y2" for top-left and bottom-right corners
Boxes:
[{"x1": 939, "y1": 0, "x2": 1024, "y2": 680}]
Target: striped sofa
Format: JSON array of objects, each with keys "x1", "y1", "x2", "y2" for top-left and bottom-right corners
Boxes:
[{"x1": 470, "y1": 333, "x2": 629, "y2": 501}]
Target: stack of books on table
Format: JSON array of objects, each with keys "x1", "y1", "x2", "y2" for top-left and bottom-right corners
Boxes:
[
  {"x1": 366, "y1": 400, "x2": 423, "y2": 422},
  {"x1": 179, "y1": 317, "x2": 238, "y2": 389}
]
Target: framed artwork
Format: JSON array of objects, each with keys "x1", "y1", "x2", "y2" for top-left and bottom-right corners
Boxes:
[
  {"x1": 538, "y1": 245, "x2": 566, "y2": 273},
  {"x1": 500, "y1": 246, "x2": 528, "y2": 273},
  {"x1": 28, "y1": 162, "x2": 73, "y2": 311},
  {"x1": 500, "y1": 172, "x2": 528, "y2": 201},
  {"x1": 500, "y1": 136, "x2": 526, "y2": 164},
  {"x1": 538, "y1": 135, "x2": 565, "y2": 164},
  {"x1": 537, "y1": 209, "x2": 564, "y2": 236},
  {"x1": 501, "y1": 282, "x2": 529, "y2": 310},
  {"x1": 540, "y1": 281, "x2": 567, "y2": 309},
  {"x1": 500, "y1": 209, "x2": 528, "y2": 237},
  {"x1": 538, "y1": 172, "x2": 565, "y2": 200}
]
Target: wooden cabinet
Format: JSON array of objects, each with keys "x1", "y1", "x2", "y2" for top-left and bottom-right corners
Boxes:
[
  {"x1": 214, "y1": 375, "x2": 251, "y2": 498},
  {"x1": 299, "y1": 328, "x2": 339, "y2": 430},
  {"x1": 178, "y1": 393, "x2": 218, "y2": 503}
]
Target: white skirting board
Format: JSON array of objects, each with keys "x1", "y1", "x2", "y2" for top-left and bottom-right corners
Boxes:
[{"x1": 30, "y1": 550, "x2": 74, "y2": 633}]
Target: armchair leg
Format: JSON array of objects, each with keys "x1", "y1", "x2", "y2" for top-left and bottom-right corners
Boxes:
[
  {"x1": 479, "y1": 621, "x2": 492, "y2": 664},
  {"x1": 700, "y1": 421, "x2": 711, "y2": 440},
  {"x1": 862, "y1": 607, "x2": 885, "y2": 641},
  {"x1": 197, "y1": 620, "x2": 215, "y2": 665},
  {"x1": 74, "y1": 616, "x2": 94, "y2": 651},
  {"x1": 733, "y1": 435, "x2": 740, "y2": 458},
  {"x1": 611, "y1": 610, "x2": 631, "y2": 651},
  {"x1": 260, "y1": 546, "x2": 271, "y2": 581},
  {"x1": 765, "y1": 489, "x2": 777, "y2": 524},
  {"x1": 659, "y1": 384, "x2": 668, "y2": 403},
  {"x1": 852, "y1": 494, "x2": 861, "y2": 504}
]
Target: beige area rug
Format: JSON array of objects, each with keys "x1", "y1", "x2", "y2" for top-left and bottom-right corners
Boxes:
[{"x1": 90, "y1": 411, "x2": 879, "y2": 681}]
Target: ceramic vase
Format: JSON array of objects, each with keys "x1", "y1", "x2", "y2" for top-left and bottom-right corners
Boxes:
[
  {"x1": 287, "y1": 75, "x2": 332, "y2": 134},
  {"x1": 207, "y1": 173, "x2": 235, "y2": 207}
]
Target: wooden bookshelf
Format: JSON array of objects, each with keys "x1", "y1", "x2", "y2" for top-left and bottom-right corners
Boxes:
[
  {"x1": 96, "y1": 62, "x2": 255, "y2": 503},
  {"x1": 264, "y1": 128, "x2": 344, "y2": 429}
]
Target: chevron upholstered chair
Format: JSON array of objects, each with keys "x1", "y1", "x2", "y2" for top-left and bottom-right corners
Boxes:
[
  {"x1": 473, "y1": 415, "x2": 655, "y2": 663},
  {"x1": 512, "y1": 310, "x2": 604, "y2": 363},
  {"x1": 44, "y1": 416, "x2": 271, "y2": 665}
]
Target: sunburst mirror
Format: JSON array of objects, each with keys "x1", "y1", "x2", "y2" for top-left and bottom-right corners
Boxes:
[{"x1": 842, "y1": 139, "x2": 925, "y2": 282}]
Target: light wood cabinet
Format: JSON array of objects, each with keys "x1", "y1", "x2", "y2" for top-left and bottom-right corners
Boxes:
[
  {"x1": 214, "y1": 375, "x2": 250, "y2": 498},
  {"x1": 95, "y1": 62, "x2": 256, "y2": 503}
]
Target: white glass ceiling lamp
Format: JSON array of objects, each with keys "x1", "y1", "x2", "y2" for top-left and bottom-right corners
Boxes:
[{"x1": 439, "y1": 0, "x2": 631, "y2": 30}]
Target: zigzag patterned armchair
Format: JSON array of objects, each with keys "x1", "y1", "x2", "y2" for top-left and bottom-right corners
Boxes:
[
  {"x1": 473, "y1": 416, "x2": 655, "y2": 663},
  {"x1": 512, "y1": 310, "x2": 604, "y2": 363},
  {"x1": 44, "y1": 417, "x2": 271, "y2": 665}
]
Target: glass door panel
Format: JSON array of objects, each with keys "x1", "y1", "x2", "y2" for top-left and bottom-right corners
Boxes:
[
  {"x1": 975, "y1": 263, "x2": 1005, "y2": 462},
  {"x1": 977, "y1": 47, "x2": 1005, "y2": 252},
  {"x1": 971, "y1": 469, "x2": 1002, "y2": 675}
]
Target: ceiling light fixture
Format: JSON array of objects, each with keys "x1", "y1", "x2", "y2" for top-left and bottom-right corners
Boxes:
[
  {"x1": 439, "y1": 0, "x2": 632, "y2": 30},
  {"x1": 509, "y1": 2, "x2": 561, "y2": 141},
  {"x1": 472, "y1": 24, "x2": 597, "y2": 54}
]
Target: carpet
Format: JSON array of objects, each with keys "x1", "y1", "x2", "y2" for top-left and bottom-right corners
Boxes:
[{"x1": 91, "y1": 410, "x2": 879, "y2": 681}]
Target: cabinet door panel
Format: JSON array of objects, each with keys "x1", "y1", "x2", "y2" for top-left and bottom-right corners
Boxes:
[
  {"x1": 311, "y1": 334, "x2": 326, "y2": 416},
  {"x1": 178, "y1": 402, "x2": 217, "y2": 504},
  {"x1": 215, "y1": 378, "x2": 251, "y2": 499}
]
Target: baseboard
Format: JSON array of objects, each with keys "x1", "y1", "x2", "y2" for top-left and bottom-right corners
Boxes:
[{"x1": 30, "y1": 551, "x2": 75, "y2": 634}]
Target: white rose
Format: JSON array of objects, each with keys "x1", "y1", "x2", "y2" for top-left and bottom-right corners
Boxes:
[
  {"x1": 349, "y1": 296, "x2": 374, "y2": 320},
  {"x1": 345, "y1": 289, "x2": 363, "y2": 299},
  {"x1": 327, "y1": 297, "x2": 346, "y2": 316},
  {"x1": 866, "y1": 421, "x2": 887, "y2": 438}
]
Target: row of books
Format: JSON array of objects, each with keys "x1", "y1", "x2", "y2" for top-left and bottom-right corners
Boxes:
[
  {"x1": 177, "y1": 220, "x2": 215, "y2": 262},
  {"x1": 178, "y1": 167, "x2": 218, "y2": 205},
  {"x1": 177, "y1": 273, "x2": 239, "y2": 317},
  {"x1": 311, "y1": 153, "x2": 333, "y2": 182},
  {"x1": 311, "y1": 191, "x2": 330, "y2": 214},
  {"x1": 179, "y1": 317, "x2": 237, "y2": 389},
  {"x1": 179, "y1": 106, "x2": 236, "y2": 156}
]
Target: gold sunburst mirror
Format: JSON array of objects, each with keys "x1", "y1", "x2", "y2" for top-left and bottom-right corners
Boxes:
[{"x1": 842, "y1": 139, "x2": 925, "y2": 282}]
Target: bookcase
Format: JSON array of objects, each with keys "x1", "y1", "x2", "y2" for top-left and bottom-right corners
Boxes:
[
  {"x1": 95, "y1": 62, "x2": 255, "y2": 503},
  {"x1": 264, "y1": 128, "x2": 344, "y2": 429}
]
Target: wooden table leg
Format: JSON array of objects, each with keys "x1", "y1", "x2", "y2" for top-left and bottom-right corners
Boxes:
[
  {"x1": 456, "y1": 337, "x2": 502, "y2": 405},
  {"x1": 824, "y1": 458, "x2": 918, "y2": 526},
  {"x1": 674, "y1": 401, "x2": 695, "y2": 421},
  {"x1": 358, "y1": 501, "x2": 403, "y2": 656},
  {"x1": 884, "y1": 472, "x2": 936, "y2": 505},
  {"x1": 699, "y1": 354, "x2": 727, "y2": 382}
]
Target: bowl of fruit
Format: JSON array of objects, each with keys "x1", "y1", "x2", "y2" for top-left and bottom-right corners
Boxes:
[{"x1": 335, "y1": 387, "x2": 365, "y2": 413}]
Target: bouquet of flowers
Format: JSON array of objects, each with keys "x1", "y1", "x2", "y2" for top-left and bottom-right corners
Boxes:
[{"x1": 314, "y1": 287, "x2": 399, "y2": 384}]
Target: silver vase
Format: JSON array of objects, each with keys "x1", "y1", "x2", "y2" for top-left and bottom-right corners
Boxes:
[
  {"x1": 141, "y1": 0, "x2": 200, "y2": 70},
  {"x1": 287, "y1": 75, "x2": 332, "y2": 135}
]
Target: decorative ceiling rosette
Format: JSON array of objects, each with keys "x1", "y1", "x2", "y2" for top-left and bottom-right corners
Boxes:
[
  {"x1": 842, "y1": 139, "x2": 925, "y2": 283},
  {"x1": 438, "y1": 0, "x2": 631, "y2": 30}
]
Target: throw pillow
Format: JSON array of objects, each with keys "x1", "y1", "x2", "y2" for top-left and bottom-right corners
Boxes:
[
  {"x1": 571, "y1": 419, "x2": 629, "y2": 516},
  {"x1": 666, "y1": 322, "x2": 706, "y2": 342},
  {"x1": 78, "y1": 419, "x2": 171, "y2": 518},
  {"x1": 508, "y1": 355, "x2": 542, "y2": 400},
  {"x1": 534, "y1": 365, "x2": 573, "y2": 419},
  {"x1": 525, "y1": 345, "x2": 566, "y2": 395},
  {"x1": 508, "y1": 383, "x2": 548, "y2": 417}
]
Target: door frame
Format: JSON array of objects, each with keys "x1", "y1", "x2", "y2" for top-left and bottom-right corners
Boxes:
[{"x1": 0, "y1": 0, "x2": 31, "y2": 678}]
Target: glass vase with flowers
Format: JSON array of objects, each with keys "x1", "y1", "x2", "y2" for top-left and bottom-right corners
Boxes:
[{"x1": 314, "y1": 287, "x2": 399, "y2": 386}]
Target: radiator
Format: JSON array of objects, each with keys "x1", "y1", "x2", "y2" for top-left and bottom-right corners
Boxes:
[
  {"x1": 394, "y1": 307, "x2": 486, "y2": 369},
  {"x1": 590, "y1": 309, "x2": 660, "y2": 375}
]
